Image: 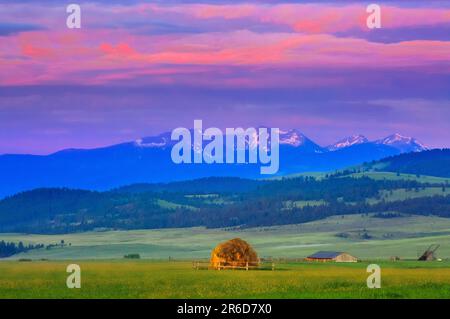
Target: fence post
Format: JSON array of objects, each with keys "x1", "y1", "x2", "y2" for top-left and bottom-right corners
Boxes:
[
  {"x1": 218, "y1": 262, "x2": 221, "y2": 271},
  {"x1": 272, "y1": 262, "x2": 275, "y2": 271},
  {"x1": 246, "y1": 262, "x2": 248, "y2": 271}
]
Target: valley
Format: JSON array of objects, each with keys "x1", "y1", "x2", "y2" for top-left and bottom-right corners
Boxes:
[{"x1": 2, "y1": 214, "x2": 450, "y2": 260}]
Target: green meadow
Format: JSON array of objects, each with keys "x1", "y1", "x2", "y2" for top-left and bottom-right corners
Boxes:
[
  {"x1": 277, "y1": 171, "x2": 450, "y2": 184},
  {"x1": 0, "y1": 260, "x2": 449, "y2": 298},
  {"x1": 1, "y1": 214, "x2": 450, "y2": 298},
  {"x1": 1, "y1": 214, "x2": 450, "y2": 260}
]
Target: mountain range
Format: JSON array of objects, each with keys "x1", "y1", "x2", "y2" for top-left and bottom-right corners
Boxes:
[
  {"x1": 130, "y1": 130, "x2": 426, "y2": 154},
  {"x1": 0, "y1": 130, "x2": 428, "y2": 198}
]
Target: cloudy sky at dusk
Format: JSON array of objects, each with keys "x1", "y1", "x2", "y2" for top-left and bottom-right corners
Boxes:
[{"x1": 0, "y1": 0, "x2": 449, "y2": 154}]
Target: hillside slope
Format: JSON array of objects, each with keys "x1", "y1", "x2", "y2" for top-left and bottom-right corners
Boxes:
[
  {"x1": 1, "y1": 173, "x2": 449, "y2": 234},
  {"x1": 363, "y1": 149, "x2": 450, "y2": 178}
]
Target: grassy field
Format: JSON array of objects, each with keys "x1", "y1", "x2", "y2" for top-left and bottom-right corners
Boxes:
[
  {"x1": 349, "y1": 171, "x2": 450, "y2": 183},
  {"x1": 281, "y1": 187, "x2": 446, "y2": 206},
  {"x1": 366, "y1": 187, "x2": 446, "y2": 204},
  {"x1": 1, "y1": 214, "x2": 450, "y2": 299},
  {"x1": 1, "y1": 214, "x2": 450, "y2": 260},
  {"x1": 157, "y1": 199, "x2": 198, "y2": 211},
  {"x1": 276, "y1": 171, "x2": 450, "y2": 184},
  {"x1": 0, "y1": 260, "x2": 449, "y2": 298}
]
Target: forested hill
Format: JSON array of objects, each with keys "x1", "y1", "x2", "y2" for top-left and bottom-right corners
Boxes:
[
  {"x1": 113, "y1": 177, "x2": 263, "y2": 194},
  {"x1": 0, "y1": 174, "x2": 449, "y2": 234},
  {"x1": 364, "y1": 149, "x2": 450, "y2": 177}
]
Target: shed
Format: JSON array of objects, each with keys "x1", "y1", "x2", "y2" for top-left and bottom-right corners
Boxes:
[{"x1": 305, "y1": 251, "x2": 358, "y2": 262}]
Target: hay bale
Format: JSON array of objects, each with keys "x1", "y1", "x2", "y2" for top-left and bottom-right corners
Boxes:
[{"x1": 210, "y1": 238, "x2": 259, "y2": 269}]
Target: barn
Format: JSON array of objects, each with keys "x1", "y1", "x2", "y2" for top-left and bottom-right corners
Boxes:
[{"x1": 305, "y1": 251, "x2": 358, "y2": 262}]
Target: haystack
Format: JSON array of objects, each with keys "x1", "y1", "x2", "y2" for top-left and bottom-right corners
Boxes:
[{"x1": 210, "y1": 238, "x2": 259, "y2": 269}]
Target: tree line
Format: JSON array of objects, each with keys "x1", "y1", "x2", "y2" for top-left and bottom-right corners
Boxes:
[{"x1": 0, "y1": 241, "x2": 44, "y2": 258}]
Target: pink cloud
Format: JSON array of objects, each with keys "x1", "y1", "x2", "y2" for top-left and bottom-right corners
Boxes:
[
  {"x1": 144, "y1": 3, "x2": 450, "y2": 33},
  {"x1": 0, "y1": 3, "x2": 449, "y2": 87},
  {"x1": 1, "y1": 2, "x2": 448, "y2": 35},
  {"x1": 1, "y1": 28, "x2": 449, "y2": 87},
  {"x1": 100, "y1": 43, "x2": 138, "y2": 57},
  {"x1": 21, "y1": 44, "x2": 55, "y2": 58}
]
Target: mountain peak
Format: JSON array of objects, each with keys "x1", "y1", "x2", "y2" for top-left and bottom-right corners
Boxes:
[
  {"x1": 376, "y1": 133, "x2": 427, "y2": 152},
  {"x1": 327, "y1": 134, "x2": 368, "y2": 151},
  {"x1": 279, "y1": 129, "x2": 307, "y2": 147},
  {"x1": 380, "y1": 133, "x2": 411, "y2": 144}
]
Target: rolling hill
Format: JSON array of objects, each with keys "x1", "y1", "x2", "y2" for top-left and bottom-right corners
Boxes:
[{"x1": 362, "y1": 149, "x2": 450, "y2": 178}]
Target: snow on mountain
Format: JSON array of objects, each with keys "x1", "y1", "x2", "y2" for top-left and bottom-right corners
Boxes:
[
  {"x1": 134, "y1": 132, "x2": 173, "y2": 149},
  {"x1": 375, "y1": 133, "x2": 428, "y2": 152},
  {"x1": 133, "y1": 129, "x2": 321, "y2": 150},
  {"x1": 132, "y1": 130, "x2": 427, "y2": 155},
  {"x1": 327, "y1": 134, "x2": 368, "y2": 151},
  {"x1": 135, "y1": 138, "x2": 167, "y2": 148},
  {"x1": 279, "y1": 129, "x2": 306, "y2": 147},
  {"x1": 326, "y1": 133, "x2": 427, "y2": 153}
]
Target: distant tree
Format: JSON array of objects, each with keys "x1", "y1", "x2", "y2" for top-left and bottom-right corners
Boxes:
[
  {"x1": 0, "y1": 241, "x2": 43, "y2": 258},
  {"x1": 361, "y1": 232, "x2": 372, "y2": 240},
  {"x1": 124, "y1": 253, "x2": 140, "y2": 259}
]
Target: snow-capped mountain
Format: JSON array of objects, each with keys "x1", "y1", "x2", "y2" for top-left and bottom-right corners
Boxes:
[
  {"x1": 0, "y1": 129, "x2": 430, "y2": 198},
  {"x1": 279, "y1": 129, "x2": 324, "y2": 153},
  {"x1": 327, "y1": 133, "x2": 427, "y2": 153},
  {"x1": 327, "y1": 135, "x2": 369, "y2": 151},
  {"x1": 133, "y1": 129, "x2": 325, "y2": 152},
  {"x1": 133, "y1": 131, "x2": 426, "y2": 154},
  {"x1": 134, "y1": 132, "x2": 173, "y2": 149},
  {"x1": 374, "y1": 133, "x2": 428, "y2": 153},
  {"x1": 279, "y1": 129, "x2": 307, "y2": 147}
]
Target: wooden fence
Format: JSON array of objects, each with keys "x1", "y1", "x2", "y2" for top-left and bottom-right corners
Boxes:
[{"x1": 192, "y1": 261, "x2": 276, "y2": 271}]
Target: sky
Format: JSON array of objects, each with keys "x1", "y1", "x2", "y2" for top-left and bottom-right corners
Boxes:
[{"x1": 0, "y1": 0, "x2": 449, "y2": 154}]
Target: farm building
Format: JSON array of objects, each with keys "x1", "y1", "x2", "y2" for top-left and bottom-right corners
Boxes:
[
  {"x1": 418, "y1": 244, "x2": 440, "y2": 261},
  {"x1": 306, "y1": 251, "x2": 358, "y2": 263}
]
